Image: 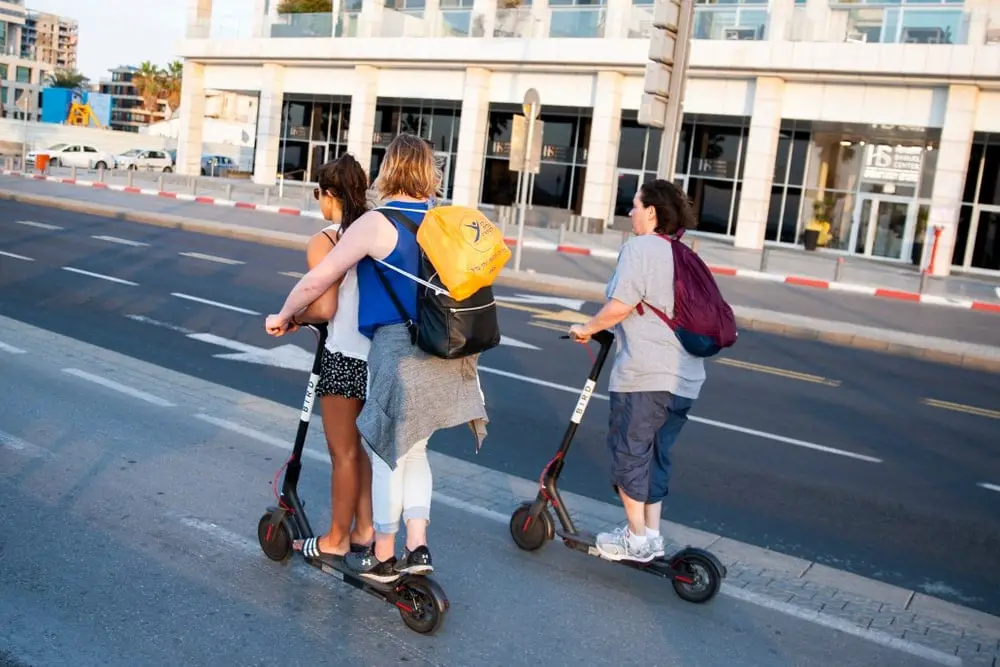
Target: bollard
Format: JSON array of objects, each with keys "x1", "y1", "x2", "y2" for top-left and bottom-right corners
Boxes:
[
  {"x1": 759, "y1": 247, "x2": 770, "y2": 273},
  {"x1": 192, "y1": 178, "x2": 198, "y2": 196},
  {"x1": 98, "y1": 166, "x2": 105, "y2": 183},
  {"x1": 71, "y1": 166, "x2": 77, "y2": 181},
  {"x1": 303, "y1": 186, "x2": 310, "y2": 209},
  {"x1": 158, "y1": 174, "x2": 165, "y2": 191},
  {"x1": 834, "y1": 257, "x2": 844, "y2": 282},
  {"x1": 225, "y1": 183, "x2": 233, "y2": 200},
  {"x1": 264, "y1": 187, "x2": 270, "y2": 206},
  {"x1": 126, "y1": 169, "x2": 134, "y2": 187},
  {"x1": 919, "y1": 270, "x2": 929, "y2": 294},
  {"x1": 558, "y1": 223, "x2": 566, "y2": 245}
]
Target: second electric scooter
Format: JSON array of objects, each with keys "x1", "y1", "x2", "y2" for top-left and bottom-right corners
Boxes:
[
  {"x1": 508, "y1": 329, "x2": 726, "y2": 604},
  {"x1": 256, "y1": 322, "x2": 449, "y2": 635}
]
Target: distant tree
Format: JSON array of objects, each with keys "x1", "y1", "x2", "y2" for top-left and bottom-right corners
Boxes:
[
  {"x1": 132, "y1": 61, "x2": 163, "y2": 114},
  {"x1": 277, "y1": 0, "x2": 333, "y2": 13},
  {"x1": 163, "y1": 60, "x2": 183, "y2": 111},
  {"x1": 46, "y1": 69, "x2": 89, "y2": 91}
]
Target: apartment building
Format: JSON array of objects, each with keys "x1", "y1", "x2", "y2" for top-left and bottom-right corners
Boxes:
[
  {"x1": 174, "y1": 0, "x2": 1000, "y2": 277},
  {"x1": 21, "y1": 10, "x2": 78, "y2": 70},
  {"x1": 98, "y1": 65, "x2": 169, "y2": 133},
  {"x1": 0, "y1": 0, "x2": 47, "y2": 121}
]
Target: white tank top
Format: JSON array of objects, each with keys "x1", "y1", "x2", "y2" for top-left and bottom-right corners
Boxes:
[{"x1": 322, "y1": 225, "x2": 371, "y2": 362}]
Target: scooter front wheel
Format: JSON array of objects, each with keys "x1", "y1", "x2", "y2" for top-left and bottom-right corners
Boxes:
[
  {"x1": 509, "y1": 502, "x2": 554, "y2": 552},
  {"x1": 257, "y1": 512, "x2": 293, "y2": 562},
  {"x1": 397, "y1": 577, "x2": 449, "y2": 635},
  {"x1": 671, "y1": 551, "x2": 723, "y2": 603}
]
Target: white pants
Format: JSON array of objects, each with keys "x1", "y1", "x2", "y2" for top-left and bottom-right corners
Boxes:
[{"x1": 367, "y1": 437, "x2": 432, "y2": 534}]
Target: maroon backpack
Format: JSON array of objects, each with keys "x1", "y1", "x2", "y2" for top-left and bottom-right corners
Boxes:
[{"x1": 635, "y1": 230, "x2": 738, "y2": 358}]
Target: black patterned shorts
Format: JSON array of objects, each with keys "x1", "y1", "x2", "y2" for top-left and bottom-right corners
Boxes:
[{"x1": 316, "y1": 349, "x2": 367, "y2": 401}]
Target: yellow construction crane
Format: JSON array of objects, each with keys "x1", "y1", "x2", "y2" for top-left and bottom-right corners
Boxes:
[{"x1": 66, "y1": 101, "x2": 103, "y2": 129}]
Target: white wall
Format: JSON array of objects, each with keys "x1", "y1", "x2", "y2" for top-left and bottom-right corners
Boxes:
[
  {"x1": 0, "y1": 118, "x2": 168, "y2": 154},
  {"x1": 782, "y1": 83, "x2": 946, "y2": 127},
  {"x1": 975, "y1": 91, "x2": 1000, "y2": 133}
]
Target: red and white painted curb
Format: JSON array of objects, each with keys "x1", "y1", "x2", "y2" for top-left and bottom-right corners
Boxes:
[
  {"x1": 0, "y1": 168, "x2": 327, "y2": 220},
  {"x1": 3, "y1": 168, "x2": 999, "y2": 314}
]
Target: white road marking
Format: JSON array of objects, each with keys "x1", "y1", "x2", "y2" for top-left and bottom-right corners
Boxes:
[
  {"x1": 14, "y1": 219, "x2": 62, "y2": 230},
  {"x1": 192, "y1": 413, "x2": 327, "y2": 463},
  {"x1": 62, "y1": 267, "x2": 138, "y2": 286},
  {"x1": 124, "y1": 314, "x2": 195, "y2": 334},
  {"x1": 178, "y1": 251, "x2": 245, "y2": 265},
  {"x1": 0, "y1": 250, "x2": 34, "y2": 261},
  {"x1": 92, "y1": 235, "x2": 149, "y2": 247},
  {"x1": 187, "y1": 333, "x2": 262, "y2": 354},
  {"x1": 0, "y1": 429, "x2": 51, "y2": 459},
  {"x1": 478, "y1": 365, "x2": 881, "y2": 463},
  {"x1": 978, "y1": 482, "x2": 1000, "y2": 493},
  {"x1": 722, "y1": 585, "x2": 960, "y2": 666},
  {"x1": 280, "y1": 271, "x2": 305, "y2": 279},
  {"x1": 0, "y1": 341, "x2": 26, "y2": 354},
  {"x1": 500, "y1": 336, "x2": 541, "y2": 350},
  {"x1": 61, "y1": 368, "x2": 175, "y2": 407},
  {"x1": 170, "y1": 292, "x2": 260, "y2": 315}
]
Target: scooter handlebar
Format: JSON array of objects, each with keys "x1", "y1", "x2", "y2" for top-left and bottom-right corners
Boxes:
[{"x1": 560, "y1": 329, "x2": 615, "y2": 349}]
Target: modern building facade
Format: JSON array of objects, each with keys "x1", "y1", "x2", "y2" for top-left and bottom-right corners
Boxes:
[
  {"x1": 21, "y1": 10, "x2": 78, "y2": 70},
  {"x1": 98, "y1": 66, "x2": 170, "y2": 133},
  {"x1": 175, "y1": 0, "x2": 1000, "y2": 277},
  {"x1": 0, "y1": 0, "x2": 48, "y2": 122}
]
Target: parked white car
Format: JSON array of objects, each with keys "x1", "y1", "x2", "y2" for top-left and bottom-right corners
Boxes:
[
  {"x1": 114, "y1": 148, "x2": 174, "y2": 172},
  {"x1": 27, "y1": 143, "x2": 116, "y2": 170}
]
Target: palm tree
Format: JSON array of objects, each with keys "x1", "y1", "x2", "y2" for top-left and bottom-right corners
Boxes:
[
  {"x1": 46, "y1": 69, "x2": 89, "y2": 91},
  {"x1": 132, "y1": 61, "x2": 163, "y2": 114},
  {"x1": 162, "y1": 60, "x2": 183, "y2": 112}
]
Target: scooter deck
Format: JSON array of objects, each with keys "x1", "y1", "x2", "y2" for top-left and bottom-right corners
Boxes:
[
  {"x1": 555, "y1": 528, "x2": 687, "y2": 577},
  {"x1": 300, "y1": 549, "x2": 398, "y2": 595}
]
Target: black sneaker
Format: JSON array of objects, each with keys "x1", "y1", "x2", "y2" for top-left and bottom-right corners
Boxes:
[
  {"x1": 394, "y1": 545, "x2": 433, "y2": 575},
  {"x1": 344, "y1": 547, "x2": 400, "y2": 583}
]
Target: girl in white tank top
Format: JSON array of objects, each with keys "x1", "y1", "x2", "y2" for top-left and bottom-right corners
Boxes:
[{"x1": 283, "y1": 155, "x2": 376, "y2": 561}]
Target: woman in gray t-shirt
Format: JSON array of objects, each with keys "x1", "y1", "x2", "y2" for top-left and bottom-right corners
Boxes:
[{"x1": 568, "y1": 179, "x2": 704, "y2": 563}]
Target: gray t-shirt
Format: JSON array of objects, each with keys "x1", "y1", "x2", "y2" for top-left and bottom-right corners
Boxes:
[{"x1": 604, "y1": 234, "x2": 706, "y2": 399}]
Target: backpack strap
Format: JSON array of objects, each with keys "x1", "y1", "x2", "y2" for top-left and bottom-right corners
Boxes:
[{"x1": 636, "y1": 300, "x2": 676, "y2": 330}]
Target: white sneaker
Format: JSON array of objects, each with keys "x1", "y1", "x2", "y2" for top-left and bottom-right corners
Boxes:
[
  {"x1": 595, "y1": 526, "x2": 656, "y2": 563},
  {"x1": 648, "y1": 534, "x2": 666, "y2": 559}
]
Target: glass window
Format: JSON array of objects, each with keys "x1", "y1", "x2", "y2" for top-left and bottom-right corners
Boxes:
[
  {"x1": 687, "y1": 178, "x2": 735, "y2": 235},
  {"x1": 15, "y1": 66, "x2": 30, "y2": 83},
  {"x1": 952, "y1": 204, "x2": 974, "y2": 266},
  {"x1": 311, "y1": 103, "x2": 331, "y2": 142},
  {"x1": 617, "y1": 123, "x2": 647, "y2": 170},
  {"x1": 970, "y1": 209, "x2": 1000, "y2": 271},
  {"x1": 689, "y1": 124, "x2": 743, "y2": 180},
  {"x1": 962, "y1": 141, "x2": 983, "y2": 204},
  {"x1": 978, "y1": 143, "x2": 1000, "y2": 207}
]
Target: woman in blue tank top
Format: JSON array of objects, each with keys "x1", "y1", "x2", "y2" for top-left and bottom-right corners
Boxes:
[{"x1": 265, "y1": 134, "x2": 488, "y2": 583}]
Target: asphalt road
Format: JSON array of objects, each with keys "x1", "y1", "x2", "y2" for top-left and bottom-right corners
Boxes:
[
  {"x1": 3, "y1": 174, "x2": 999, "y2": 346},
  {"x1": 0, "y1": 331, "x2": 943, "y2": 667},
  {"x1": 2, "y1": 202, "x2": 1000, "y2": 618}
]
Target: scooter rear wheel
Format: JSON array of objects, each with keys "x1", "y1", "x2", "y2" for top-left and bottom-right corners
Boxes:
[
  {"x1": 671, "y1": 552, "x2": 722, "y2": 603},
  {"x1": 509, "y1": 502, "x2": 554, "y2": 552},
  {"x1": 397, "y1": 577, "x2": 449, "y2": 635},
  {"x1": 257, "y1": 512, "x2": 293, "y2": 562}
]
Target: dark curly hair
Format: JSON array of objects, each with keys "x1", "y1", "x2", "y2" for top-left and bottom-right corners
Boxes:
[
  {"x1": 316, "y1": 154, "x2": 369, "y2": 238},
  {"x1": 638, "y1": 179, "x2": 697, "y2": 236}
]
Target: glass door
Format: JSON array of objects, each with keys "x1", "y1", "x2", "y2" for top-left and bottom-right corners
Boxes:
[
  {"x1": 434, "y1": 151, "x2": 451, "y2": 201},
  {"x1": 852, "y1": 196, "x2": 912, "y2": 260},
  {"x1": 308, "y1": 143, "x2": 328, "y2": 183}
]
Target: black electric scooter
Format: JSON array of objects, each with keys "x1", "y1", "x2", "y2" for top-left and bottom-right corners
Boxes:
[
  {"x1": 508, "y1": 329, "x2": 726, "y2": 604},
  {"x1": 255, "y1": 322, "x2": 449, "y2": 635}
]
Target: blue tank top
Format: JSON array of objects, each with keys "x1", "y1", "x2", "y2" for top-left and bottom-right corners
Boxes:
[{"x1": 356, "y1": 200, "x2": 429, "y2": 339}]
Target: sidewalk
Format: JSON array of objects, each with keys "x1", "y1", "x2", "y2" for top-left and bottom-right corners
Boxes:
[
  {"x1": 4, "y1": 165, "x2": 999, "y2": 312},
  {"x1": 3, "y1": 312, "x2": 998, "y2": 667}
]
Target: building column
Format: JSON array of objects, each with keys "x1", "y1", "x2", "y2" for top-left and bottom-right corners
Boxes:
[
  {"x1": 928, "y1": 84, "x2": 979, "y2": 278},
  {"x1": 176, "y1": 61, "x2": 206, "y2": 177},
  {"x1": 252, "y1": 63, "x2": 285, "y2": 186},
  {"x1": 734, "y1": 76, "x2": 784, "y2": 250},
  {"x1": 452, "y1": 67, "x2": 492, "y2": 208},
  {"x1": 252, "y1": 0, "x2": 268, "y2": 37},
  {"x1": 581, "y1": 71, "x2": 624, "y2": 224},
  {"x1": 186, "y1": 0, "x2": 213, "y2": 38},
  {"x1": 347, "y1": 65, "x2": 379, "y2": 177},
  {"x1": 766, "y1": 0, "x2": 795, "y2": 41}
]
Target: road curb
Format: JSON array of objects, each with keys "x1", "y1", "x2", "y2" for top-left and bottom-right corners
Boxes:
[{"x1": 4, "y1": 187, "x2": 998, "y2": 373}]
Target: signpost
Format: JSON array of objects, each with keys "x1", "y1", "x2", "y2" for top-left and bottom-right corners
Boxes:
[{"x1": 510, "y1": 88, "x2": 544, "y2": 272}]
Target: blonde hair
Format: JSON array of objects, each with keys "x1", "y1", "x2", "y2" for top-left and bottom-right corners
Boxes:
[{"x1": 373, "y1": 133, "x2": 442, "y2": 200}]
